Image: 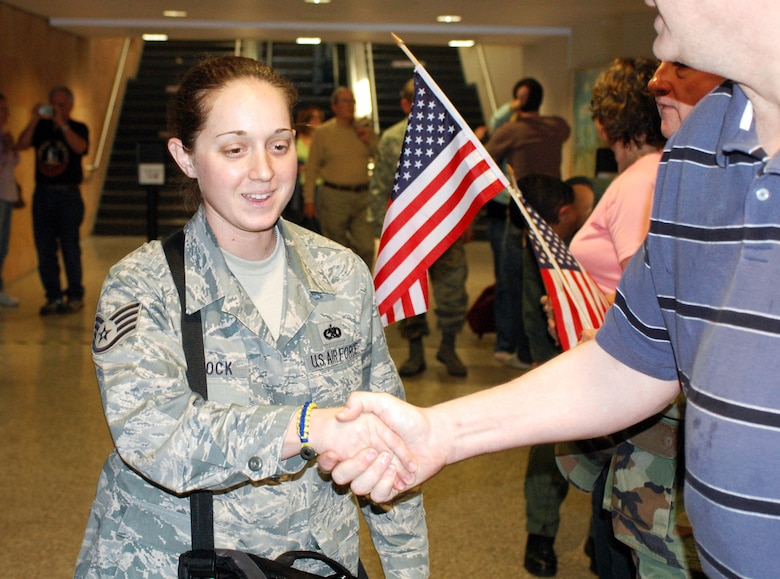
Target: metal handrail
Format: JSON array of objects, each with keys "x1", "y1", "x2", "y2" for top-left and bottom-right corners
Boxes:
[
  {"x1": 87, "y1": 36, "x2": 132, "y2": 172},
  {"x1": 475, "y1": 44, "x2": 498, "y2": 118}
]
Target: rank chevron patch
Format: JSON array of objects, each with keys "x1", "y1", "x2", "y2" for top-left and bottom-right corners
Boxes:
[{"x1": 93, "y1": 302, "x2": 141, "y2": 353}]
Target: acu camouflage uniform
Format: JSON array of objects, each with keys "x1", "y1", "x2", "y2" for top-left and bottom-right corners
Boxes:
[
  {"x1": 557, "y1": 394, "x2": 701, "y2": 577},
  {"x1": 369, "y1": 117, "x2": 468, "y2": 340},
  {"x1": 76, "y1": 208, "x2": 429, "y2": 578}
]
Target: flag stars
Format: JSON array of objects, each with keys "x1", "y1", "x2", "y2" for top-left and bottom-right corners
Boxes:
[{"x1": 389, "y1": 74, "x2": 477, "y2": 200}]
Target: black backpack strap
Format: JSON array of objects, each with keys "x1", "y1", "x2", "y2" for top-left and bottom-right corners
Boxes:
[{"x1": 162, "y1": 229, "x2": 214, "y2": 552}]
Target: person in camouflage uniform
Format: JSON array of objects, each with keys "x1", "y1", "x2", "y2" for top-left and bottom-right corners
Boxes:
[
  {"x1": 369, "y1": 79, "x2": 469, "y2": 378},
  {"x1": 75, "y1": 56, "x2": 428, "y2": 579}
]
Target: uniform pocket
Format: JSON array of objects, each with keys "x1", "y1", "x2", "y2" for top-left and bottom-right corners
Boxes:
[{"x1": 610, "y1": 441, "x2": 676, "y2": 538}]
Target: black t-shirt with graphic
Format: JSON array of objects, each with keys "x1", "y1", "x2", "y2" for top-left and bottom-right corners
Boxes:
[{"x1": 32, "y1": 119, "x2": 89, "y2": 185}]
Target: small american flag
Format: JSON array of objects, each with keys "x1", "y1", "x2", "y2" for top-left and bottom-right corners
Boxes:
[
  {"x1": 373, "y1": 66, "x2": 507, "y2": 325},
  {"x1": 512, "y1": 189, "x2": 609, "y2": 351}
]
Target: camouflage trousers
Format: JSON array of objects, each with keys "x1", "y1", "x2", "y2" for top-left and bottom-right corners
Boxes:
[
  {"x1": 525, "y1": 443, "x2": 569, "y2": 536},
  {"x1": 397, "y1": 239, "x2": 468, "y2": 340}
]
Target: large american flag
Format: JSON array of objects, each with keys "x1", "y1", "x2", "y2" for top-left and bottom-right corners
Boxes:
[
  {"x1": 374, "y1": 66, "x2": 507, "y2": 325},
  {"x1": 512, "y1": 190, "x2": 609, "y2": 351}
]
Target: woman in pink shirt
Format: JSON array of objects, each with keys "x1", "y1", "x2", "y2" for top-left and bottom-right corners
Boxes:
[{"x1": 570, "y1": 58, "x2": 666, "y2": 298}]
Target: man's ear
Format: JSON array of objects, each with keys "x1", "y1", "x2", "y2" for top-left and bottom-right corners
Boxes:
[
  {"x1": 555, "y1": 204, "x2": 577, "y2": 239},
  {"x1": 168, "y1": 138, "x2": 196, "y2": 178},
  {"x1": 557, "y1": 204, "x2": 574, "y2": 223}
]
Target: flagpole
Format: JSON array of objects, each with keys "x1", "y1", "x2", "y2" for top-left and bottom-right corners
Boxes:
[
  {"x1": 392, "y1": 33, "x2": 422, "y2": 67},
  {"x1": 391, "y1": 34, "x2": 516, "y2": 198},
  {"x1": 505, "y1": 169, "x2": 597, "y2": 330}
]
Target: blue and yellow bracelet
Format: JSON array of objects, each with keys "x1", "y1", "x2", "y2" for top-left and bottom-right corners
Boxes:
[{"x1": 298, "y1": 401, "x2": 317, "y2": 460}]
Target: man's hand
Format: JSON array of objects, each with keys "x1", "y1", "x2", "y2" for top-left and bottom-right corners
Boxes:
[
  {"x1": 309, "y1": 406, "x2": 417, "y2": 490},
  {"x1": 540, "y1": 295, "x2": 560, "y2": 346},
  {"x1": 318, "y1": 392, "x2": 448, "y2": 502}
]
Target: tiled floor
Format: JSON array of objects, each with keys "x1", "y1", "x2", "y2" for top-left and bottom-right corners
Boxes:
[{"x1": 0, "y1": 234, "x2": 594, "y2": 578}]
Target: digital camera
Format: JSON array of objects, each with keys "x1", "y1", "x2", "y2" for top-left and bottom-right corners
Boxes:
[{"x1": 39, "y1": 105, "x2": 54, "y2": 118}]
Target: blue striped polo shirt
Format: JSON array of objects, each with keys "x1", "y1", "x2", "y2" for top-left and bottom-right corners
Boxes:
[{"x1": 597, "y1": 81, "x2": 780, "y2": 579}]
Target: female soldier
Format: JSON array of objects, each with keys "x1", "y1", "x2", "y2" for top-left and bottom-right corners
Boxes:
[{"x1": 76, "y1": 56, "x2": 427, "y2": 578}]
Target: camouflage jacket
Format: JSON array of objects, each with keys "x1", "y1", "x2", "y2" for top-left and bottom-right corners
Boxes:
[
  {"x1": 76, "y1": 208, "x2": 429, "y2": 578},
  {"x1": 605, "y1": 399, "x2": 700, "y2": 572},
  {"x1": 557, "y1": 397, "x2": 700, "y2": 572},
  {"x1": 369, "y1": 117, "x2": 407, "y2": 238}
]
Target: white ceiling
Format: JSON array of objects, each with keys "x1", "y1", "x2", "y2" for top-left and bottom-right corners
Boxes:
[{"x1": 6, "y1": 0, "x2": 655, "y2": 46}]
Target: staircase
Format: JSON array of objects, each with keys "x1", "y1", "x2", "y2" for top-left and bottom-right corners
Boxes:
[
  {"x1": 262, "y1": 41, "x2": 346, "y2": 114},
  {"x1": 93, "y1": 40, "x2": 237, "y2": 237},
  {"x1": 371, "y1": 43, "x2": 484, "y2": 132}
]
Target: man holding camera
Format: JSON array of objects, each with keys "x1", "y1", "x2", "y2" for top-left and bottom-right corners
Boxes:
[{"x1": 18, "y1": 86, "x2": 89, "y2": 316}]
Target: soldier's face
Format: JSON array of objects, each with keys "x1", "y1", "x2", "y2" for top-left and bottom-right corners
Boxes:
[{"x1": 173, "y1": 78, "x2": 297, "y2": 257}]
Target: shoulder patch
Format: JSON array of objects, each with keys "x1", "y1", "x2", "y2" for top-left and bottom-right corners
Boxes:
[{"x1": 93, "y1": 302, "x2": 141, "y2": 353}]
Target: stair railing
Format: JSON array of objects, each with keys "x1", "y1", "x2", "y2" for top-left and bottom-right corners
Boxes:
[
  {"x1": 87, "y1": 36, "x2": 132, "y2": 173},
  {"x1": 475, "y1": 44, "x2": 499, "y2": 120}
]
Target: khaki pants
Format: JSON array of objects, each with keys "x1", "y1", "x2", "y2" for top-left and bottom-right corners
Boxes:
[{"x1": 319, "y1": 187, "x2": 375, "y2": 269}]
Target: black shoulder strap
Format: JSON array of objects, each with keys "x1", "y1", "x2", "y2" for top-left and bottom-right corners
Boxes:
[{"x1": 162, "y1": 229, "x2": 214, "y2": 552}]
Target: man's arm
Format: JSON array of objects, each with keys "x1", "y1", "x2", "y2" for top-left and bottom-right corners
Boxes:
[{"x1": 321, "y1": 339, "x2": 679, "y2": 501}]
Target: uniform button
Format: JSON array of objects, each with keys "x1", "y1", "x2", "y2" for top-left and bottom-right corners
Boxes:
[
  {"x1": 756, "y1": 187, "x2": 770, "y2": 201},
  {"x1": 248, "y1": 457, "x2": 262, "y2": 471}
]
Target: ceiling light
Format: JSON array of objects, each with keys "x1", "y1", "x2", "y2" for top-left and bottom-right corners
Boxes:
[
  {"x1": 305, "y1": 0, "x2": 331, "y2": 4},
  {"x1": 437, "y1": 15, "x2": 462, "y2": 23},
  {"x1": 142, "y1": 34, "x2": 169, "y2": 41},
  {"x1": 448, "y1": 39, "x2": 475, "y2": 47},
  {"x1": 296, "y1": 37, "x2": 322, "y2": 45},
  {"x1": 163, "y1": 10, "x2": 188, "y2": 18}
]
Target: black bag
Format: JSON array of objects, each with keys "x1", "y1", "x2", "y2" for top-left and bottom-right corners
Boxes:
[
  {"x1": 178, "y1": 548, "x2": 358, "y2": 578},
  {"x1": 163, "y1": 231, "x2": 362, "y2": 579}
]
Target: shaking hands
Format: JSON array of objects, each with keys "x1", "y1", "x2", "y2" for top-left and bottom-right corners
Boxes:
[{"x1": 318, "y1": 393, "x2": 447, "y2": 502}]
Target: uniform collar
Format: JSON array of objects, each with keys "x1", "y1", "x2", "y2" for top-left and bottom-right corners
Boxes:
[{"x1": 181, "y1": 208, "x2": 336, "y2": 344}]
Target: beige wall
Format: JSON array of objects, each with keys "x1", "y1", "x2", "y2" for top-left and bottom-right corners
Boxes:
[{"x1": 0, "y1": 3, "x2": 140, "y2": 284}]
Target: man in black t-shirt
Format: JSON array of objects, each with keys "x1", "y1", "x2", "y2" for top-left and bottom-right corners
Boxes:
[{"x1": 18, "y1": 86, "x2": 89, "y2": 316}]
